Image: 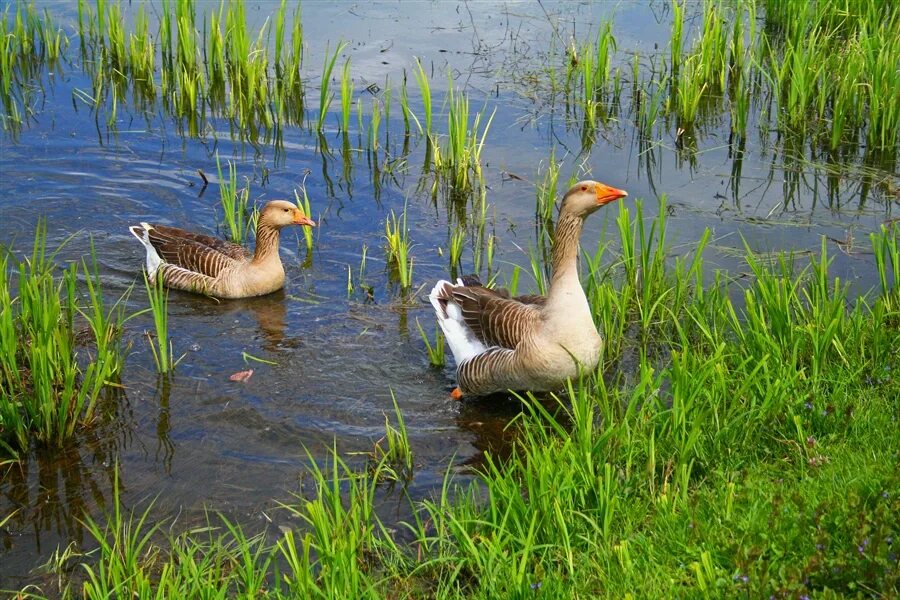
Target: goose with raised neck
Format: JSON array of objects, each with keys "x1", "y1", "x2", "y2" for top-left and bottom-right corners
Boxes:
[{"x1": 429, "y1": 180, "x2": 627, "y2": 398}]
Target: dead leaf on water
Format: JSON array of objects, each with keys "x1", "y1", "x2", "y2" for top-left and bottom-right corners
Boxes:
[{"x1": 229, "y1": 369, "x2": 254, "y2": 382}]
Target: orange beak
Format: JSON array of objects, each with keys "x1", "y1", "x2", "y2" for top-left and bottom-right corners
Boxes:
[
  {"x1": 595, "y1": 183, "x2": 628, "y2": 205},
  {"x1": 293, "y1": 210, "x2": 316, "y2": 227}
]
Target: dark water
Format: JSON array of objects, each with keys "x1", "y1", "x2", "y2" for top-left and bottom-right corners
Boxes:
[{"x1": 1, "y1": 1, "x2": 896, "y2": 586}]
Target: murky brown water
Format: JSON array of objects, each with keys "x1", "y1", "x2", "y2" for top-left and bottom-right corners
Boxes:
[{"x1": 1, "y1": 1, "x2": 896, "y2": 586}]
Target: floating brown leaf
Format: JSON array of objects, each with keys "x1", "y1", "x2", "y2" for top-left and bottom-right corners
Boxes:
[{"x1": 229, "y1": 369, "x2": 254, "y2": 382}]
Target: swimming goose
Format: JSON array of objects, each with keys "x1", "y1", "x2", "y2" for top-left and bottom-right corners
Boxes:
[
  {"x1": 429, "y1": 180, "x2": 627, "y2": 398},
  {"x1": 129, "y1": 200, "x2": 315, "y2": 299}
]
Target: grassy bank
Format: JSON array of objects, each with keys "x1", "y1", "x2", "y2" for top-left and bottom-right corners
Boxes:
[{"x1": 11, "y1": 205, "x2": 898, "y2": 598}]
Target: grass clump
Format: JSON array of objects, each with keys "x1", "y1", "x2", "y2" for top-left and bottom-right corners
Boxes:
[
  {"x1": 0, "y1": 226, "x2": 127, "y2": 457},
  {"x1": 383, "y1": 205, "x2": 413, "y2": 291}
]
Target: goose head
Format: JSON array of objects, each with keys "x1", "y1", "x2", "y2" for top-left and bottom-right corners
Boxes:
[
  {"x1": 561, "y1": 180, "x2": 628, "y2": 219},
  {"x1": 259, "y1": 199, "x2": 317, "y2": 229}
]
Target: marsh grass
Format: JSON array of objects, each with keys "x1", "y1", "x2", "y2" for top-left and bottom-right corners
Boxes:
[
  {"x1": 317, "y1": 41, "x2": 347, "y2": 132},
  {"x1": 293, "y1": 185, "x2": 315, "y2": 254},
  {"x1": 339, "y1": 57, "x2": 352, "y2": 133},
  {"x1": 0, "y1": 226, "x2": 127, "y2": 457},
  {"x1": 141, "y1": 272, "x2": 179, "y2": 374},
  {"x1": 368, "y1": 391, "x2": 414, "y2": 482},
  {"x1": 215, "y1": 154, "x2": 251, "y2": 244},
  {"x1": 578, "y1": 21, "x2": 616, "y2": 127},
  {"x1": 416, "y1": 318, "x2": 445, "y2": 368},
  {"x1": 384, "y1": 206, "x2": 413, "y2": 290},
  {"x1": 432, "y1": 85, "x2": 494, "y2": 196},
  {"x1": 412, "y1": 57, "x2": 432, "y2": 139},
  {"x1": 23, "y1": 203, "x2": 900, "y2": 597}
]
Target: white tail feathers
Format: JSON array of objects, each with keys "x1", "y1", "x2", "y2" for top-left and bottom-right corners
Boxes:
[
  {"x1": 128, "y1": 222, "x2": 163, "y2": 278},
  {"x1": 429, "y1": 280, "x2": 486, "y2": 364}
]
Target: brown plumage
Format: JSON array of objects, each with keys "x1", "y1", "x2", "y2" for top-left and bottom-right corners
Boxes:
[
  {"x1": 129, "y1": 200, "x2": 315, "y2": 299},
  {"x1": 430, "y1": 180, "x2": 628, "y2": 398}
]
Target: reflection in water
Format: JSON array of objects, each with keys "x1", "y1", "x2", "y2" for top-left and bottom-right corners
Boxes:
[
  {"x1": 0, "y1": 398, "x2": 126, "y2": 571},
  {"x1": 154, "y1": 375, "x2": 175, "y2": 474},
  {"x1": 454, "y1": 393, "x2": 572, "y2": 469}
]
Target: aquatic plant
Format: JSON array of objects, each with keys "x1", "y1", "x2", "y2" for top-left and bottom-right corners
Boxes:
[
  {"x1": 142, "y1": 271, "x2": 178, "y2": 374},
  {"x1": 416, "y1": 318, "x2": 446, "y2": 368},
  {"x1": 384, "y1": 206, "x2": 413, "y2": 290},
  {"x1": 412, "y1": 57, "x2": 432, "y2": 138},
  {"x1": 339, "y1": 57, "x2": 352, "y2": 133},
  {"x1": 433, "y1": 85, "x2": 495, "y2": 195},
  {"x1": 370, "y1": 391, "x2": 414, "y2": 481},
  {"x1": 578, "y1": 20, "x2": 616, "y2": 126},
  {"x1": 0, "y1": 225, "x2": 127, "y2": 456},
  {"x1": 294, "y1": 185, "x2": 316, "y2": 255},
  {"x1": 216, "y1": 154, "x2": 252, "y2": 244},
  {"x1": 317, "y1": 41, "x2": 348, "y2": 132}
]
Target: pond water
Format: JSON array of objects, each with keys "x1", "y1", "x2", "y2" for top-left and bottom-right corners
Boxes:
[{"x1": 1, "y1": 1, "x2": 896, "y2": 586}]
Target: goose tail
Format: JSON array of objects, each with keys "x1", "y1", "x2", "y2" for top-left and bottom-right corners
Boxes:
[
  {"x1": 128, "y1": 222, "x2": 163, "y2": 279},
  {"x1": 429, "y1": 279, "x2": 486, "y2": 364}
]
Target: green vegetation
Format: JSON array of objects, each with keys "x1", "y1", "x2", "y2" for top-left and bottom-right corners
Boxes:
[
  {"x1": 0, "y1": 227, "x2": 127, "y2": 457},
  {"x1": 384, "y1": 205, "x2": 413, "y2": 291},
  {"x1": 432, "y1": 84, "x2": 494, "y2": 196},
  {"x1": 141, "y1": 272, "x2": 178, "y2": 375},
  {"x1": 15, "y1": 206, "x2": 898, "y2": 598},
  {"x1": 416, "y1": 318, "x2": 446, "y2": 368},
  {"x1": 215, "y1": 154, "x2": 252, "y2": 244}
]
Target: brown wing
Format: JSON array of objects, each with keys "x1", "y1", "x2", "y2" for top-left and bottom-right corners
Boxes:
[
  {"x1": 457, "y1": 274, "x2": 546, "y2": 307},
  {"x1": 449, "y1": 285, "x2": 541, "y2": 349},
  {"x1": 147, "y1": 224, "x2": 246, "y2": 278}
]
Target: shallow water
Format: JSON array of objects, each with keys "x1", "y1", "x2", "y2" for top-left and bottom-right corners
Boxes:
[{"x1": 1, "y1": 1, "x2": 897, "y2": 586}]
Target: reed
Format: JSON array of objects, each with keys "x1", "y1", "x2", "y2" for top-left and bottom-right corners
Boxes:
[
  {"x1": 370, "y1": 391, "x2": 414, "y2": 481},
  {"x1": 669, "y1": 0, "x2": 684, "y2": 75},
  {"x1": 579, "y1": 21, "x2": 616, "y2": 124},
  {"x1": 216, "y1": 154, "x2": 251, "y2": 244},
  {"x1": 0, "y1": 225, "x2": 127, "y2": 456},
  {"x1": 384, "y1": 207, "x2": 413, "y2": 290},
  {"x1": 368, "y1": 96, "x2": 382, "y2": 152},
  {"x1": 448, "y1": 226, "x2": 465, "y2": 278},
  {"x1": 142, "y1": 272, "x2": 177, "y2": 374},
  {"x1": 339, "y1": 57, "x2": 352, "y2": 133},
  {"x1": 293, "y1": 186, "x2": 315, "y2": 254},
  {"x1": 317, "y1": 41, "x2": 348, "y2": 132},
  {"x1": 416, "y1": 318, "x2": 446, "y2": 367},
  {"x1": 434, "y1": 85, "x2": 495, "y2": 194}
]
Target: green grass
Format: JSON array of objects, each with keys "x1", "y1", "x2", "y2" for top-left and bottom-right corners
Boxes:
[
  {"x1": 0, "y1": 226, "x2": 127, "y2": 458},
  {"x1": 384, "y1": 205, "x2": 413, "y2": 291},
  {"x1": 416, "y1": 318, "x2": 446, "y2": 368},
  {"x1": 141, "y1": 272, "x2": 178, "y2": 374},
  {"x1": 317, "y1": 41, "x2": 348, "y2": 132},
  {"x1": 294, "y1": 184, "x2": 316, "y2": 255},
  {"x1": 432, "y1": 84, "x2": 495, "y2": 195},
  {"x1": 14, "y1": 208, "x2": 899, "y2": 597},
  {"x1": 216, "y1": 153, "x2": 251, "y2": 244}
]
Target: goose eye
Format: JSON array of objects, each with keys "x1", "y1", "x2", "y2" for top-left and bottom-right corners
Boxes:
[
  {"x1": 581, "y1": 185, "x2": 587, "y2": 192},
  {"x1": 283, "y1": 208, "x2": 289, "y2": 212}
]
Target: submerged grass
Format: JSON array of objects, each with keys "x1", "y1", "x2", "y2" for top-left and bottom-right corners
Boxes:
[{"x1": 19, "y1": 207, "x2": 899, "y2": 598}]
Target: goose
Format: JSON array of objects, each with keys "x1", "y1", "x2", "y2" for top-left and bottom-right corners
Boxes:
[
  {"x1": 129, "y1": 200, "x2": 316, "y2": 299},
  {"x1": 429, "y1": 180, "x2": 627, "y2": 398}
]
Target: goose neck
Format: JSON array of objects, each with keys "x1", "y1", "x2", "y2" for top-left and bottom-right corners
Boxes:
[{"x1": 252, "y1": 222, "x2": 282, "y2": 264}]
